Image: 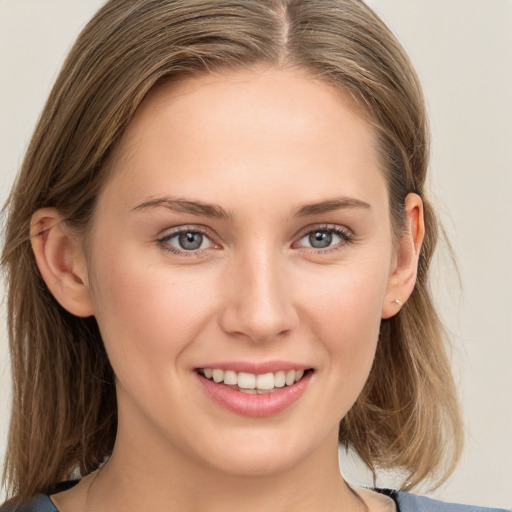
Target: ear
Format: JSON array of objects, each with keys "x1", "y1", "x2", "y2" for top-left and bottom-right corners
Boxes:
[
  {"x1": 30, "y1": 208, "x2": 94, "y2": 317},
  {"x1": 381, "y1": 193, "x2": 425, "y2": 319}
]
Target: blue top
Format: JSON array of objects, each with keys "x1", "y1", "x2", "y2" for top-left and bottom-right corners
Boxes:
[{"x1": 1, "y1": 487, "x2": 509, "y2": 512}]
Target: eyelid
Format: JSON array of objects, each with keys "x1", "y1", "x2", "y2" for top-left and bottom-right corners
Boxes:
[
  {"x1": 156, "y1": 223, "x2": 354, "y2": 257},
  {"x1": 158, "y1": 224, "x2": 214, "y2": 238},
  {"x1": 292, "y1": 224, "x2": 355, "y2": 252},
  {"x1": 157, "y1": 225, "x2": 221, "y2": 256}
]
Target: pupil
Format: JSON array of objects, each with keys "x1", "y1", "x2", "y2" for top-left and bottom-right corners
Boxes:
[
  {"x1": 309, "y1": 231, "x2": 332, "y2": 249},
  {"x1": 179, "y1": 232, "x2": 203, "y2": 250}
]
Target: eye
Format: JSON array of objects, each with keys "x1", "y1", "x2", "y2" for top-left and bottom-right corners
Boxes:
[
  {"x1": 296, "y1": 226, "x2": 353, "y2": 251},
  {"x1": 158, "y1": 227, "x2": 215, "y2": 254}
]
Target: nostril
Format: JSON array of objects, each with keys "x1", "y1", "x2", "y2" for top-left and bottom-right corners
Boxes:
[{"x1": 217, "y1": 279, "x2": 299, "y2": 343}]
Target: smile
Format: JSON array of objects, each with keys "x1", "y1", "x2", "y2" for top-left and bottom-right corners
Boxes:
[
  {"x1": 198, "y1": 368, "x2": 308, "y2": 394},
  {"x1": 195, "y1": 366, "x2": 313, "y2": 417}
]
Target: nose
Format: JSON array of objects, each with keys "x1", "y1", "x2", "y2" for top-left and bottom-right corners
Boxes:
[{"x1": 218, "y1": 248, "x2": 299, "y2": 344}]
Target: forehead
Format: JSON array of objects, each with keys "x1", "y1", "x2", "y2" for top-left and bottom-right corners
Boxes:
[{"x1": 100, "y1": 66, "x2": 386, "y2": 217}]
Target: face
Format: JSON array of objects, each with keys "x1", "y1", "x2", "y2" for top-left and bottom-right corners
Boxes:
[{"x1": 84, "y1": 67, "x2": 401, "y2": 477}]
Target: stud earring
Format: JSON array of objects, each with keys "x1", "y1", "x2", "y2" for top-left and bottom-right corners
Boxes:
[{"x1": 393, "y1": 299, "x2": 403, "y2": 307}]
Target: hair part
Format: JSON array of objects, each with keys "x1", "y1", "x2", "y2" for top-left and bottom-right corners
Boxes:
[{"x1": 2, "y1": 0, "x2": 463, "y2": 501}]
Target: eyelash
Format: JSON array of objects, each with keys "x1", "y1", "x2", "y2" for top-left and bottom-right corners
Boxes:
[
  {"x1": 157, "y1": 224, "x2": 355, "y2": 257},
  {"x1": 294, "y1": 224, "x2": 355, "y2": 253},
  {"x1": 157, "y1": 226, "x2": 216, "y2": 258}
]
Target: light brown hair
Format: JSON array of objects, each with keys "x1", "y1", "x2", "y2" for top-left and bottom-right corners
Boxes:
[{"x1": 2, "y1": 0, "x2": 463, "y2": 501}]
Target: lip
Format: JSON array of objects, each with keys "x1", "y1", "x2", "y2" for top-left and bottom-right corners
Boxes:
[
  {"x1": 195, "y1": 360, "x2": 311, "y2": 374},
  {"x1": 195, "y1": 365, "x2": 313, "y2": 418}
]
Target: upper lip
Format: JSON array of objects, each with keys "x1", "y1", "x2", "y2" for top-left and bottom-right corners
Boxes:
[{"x1": 195, "y1": 360, "x2": 313, "y2": 374}]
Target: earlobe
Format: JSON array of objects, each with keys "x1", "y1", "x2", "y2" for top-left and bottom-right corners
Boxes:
[
  {"x1": 30, "y1": 208, "x2": 94, "y2": 317},
  {"x1": 381, "y1": 193, "x2": 425, "y2": 319}
]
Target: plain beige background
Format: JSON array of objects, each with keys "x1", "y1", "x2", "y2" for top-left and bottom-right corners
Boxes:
[{"x1": 0, "y1": 0, "x2": 511, "y2": 508}]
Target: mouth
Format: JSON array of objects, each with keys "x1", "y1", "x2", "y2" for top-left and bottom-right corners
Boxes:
[{"x1": 196, "y1": 368, "x2": 313, "y2": 394}]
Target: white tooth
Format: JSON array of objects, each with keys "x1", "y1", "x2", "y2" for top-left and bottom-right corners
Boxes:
[
  {"x1": 223, "y1": 370, "x2": 238, "y2": 385},
  {"x1": 285, "y1": 370, "x2": 296, "y2": 386},
  {"x1": 274, "y1": 371, "x2": 286, "y2": 388},
  {"x1": 294, "y1": 370, "x2": 304, "y2": 382},
  {"x1": 204, "y1": 368, "x2": 213, "y2": 379},
  {"x1": 256, "y1": 372, "x2": 275, "y2": 390},
  {"x1": 239, "y1": 388, "x2": 257, "y2": 394},
  {"x1": 257, "y1": 388, "x2": 274, "y2": 394},
  {"x1": 212, "y1": 369, "x2": 224, "y2": 383},
  {"x1": 237, "y1": 372, "x2": 256, "y2": 389}
]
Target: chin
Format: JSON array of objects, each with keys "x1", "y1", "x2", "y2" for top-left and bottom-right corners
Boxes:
[
  {"x1": 191, "y1": 426, "x2": 329, "y2": 478},
  {"x1": 203, "y1": 448, "x2": 303, "y2": 478}
]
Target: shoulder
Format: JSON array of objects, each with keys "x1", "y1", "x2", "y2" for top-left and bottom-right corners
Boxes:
[
  {"x1": 387, "y1": 490, "x2": 510, "y2": 512},
  {"x1": 0, "y1": 480, "x2": 79, "y2": 512},
  {"x1": 0, "y1": 494, "x2": 57, "y2": 512}
]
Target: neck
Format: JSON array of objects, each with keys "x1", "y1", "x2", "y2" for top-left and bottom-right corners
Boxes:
[{"x1": 86, "y1": 429, "x2": 364, "y2": 512}]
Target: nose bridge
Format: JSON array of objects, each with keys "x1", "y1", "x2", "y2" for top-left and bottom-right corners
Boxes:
[{"x1": 219, "y1": 241, "x2": 298, "y2": 342}]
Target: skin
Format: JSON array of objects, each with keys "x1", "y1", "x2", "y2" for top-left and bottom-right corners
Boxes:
[{"x1": 31, "y1": 66, "x2": 423, "y2": 512}]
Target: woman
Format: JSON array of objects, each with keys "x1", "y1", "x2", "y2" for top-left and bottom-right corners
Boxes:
[{"x1": 0, "y1": 1, "x2": 507, "y2": 511}]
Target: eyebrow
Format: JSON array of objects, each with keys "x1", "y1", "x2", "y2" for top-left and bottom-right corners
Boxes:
[
  {"x1": 132, "y1": 195, "x2": 370, "y2": 220},
  {"x1": 293, "y1": 196, "x2": 371, "y2": 217},
  {"x1": 133, "y1": 196, "x2": 233, "y2": 220}
]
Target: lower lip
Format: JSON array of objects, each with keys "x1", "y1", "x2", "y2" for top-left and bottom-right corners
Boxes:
[{"x1": 196, "y1": 372, "x2": 312, "y2": 418}]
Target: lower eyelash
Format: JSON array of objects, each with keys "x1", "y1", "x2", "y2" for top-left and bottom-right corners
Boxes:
[
  {"x1": 159, "y1": 244, "x2": 203, "y2": 257},
  {"x1": 301, "y1": 225, "x2": 355, "y2": 252},
  {"x1": 156, "y1": 225, "x2": 354, "y2": 256},
  {"x1": 157, "y1": 228, "x2": 212, "y2": 257}
]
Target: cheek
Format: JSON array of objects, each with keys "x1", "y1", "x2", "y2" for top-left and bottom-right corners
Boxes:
[
  {"x1": 297, "y1": 257, "x2": 389, "y2": 401},
  {"x1": 299, "y1": 254, "x2": 389, "y2": 339},
  {"x1": 88, "y1": 246, "x2": 218, "y2": 377}
]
